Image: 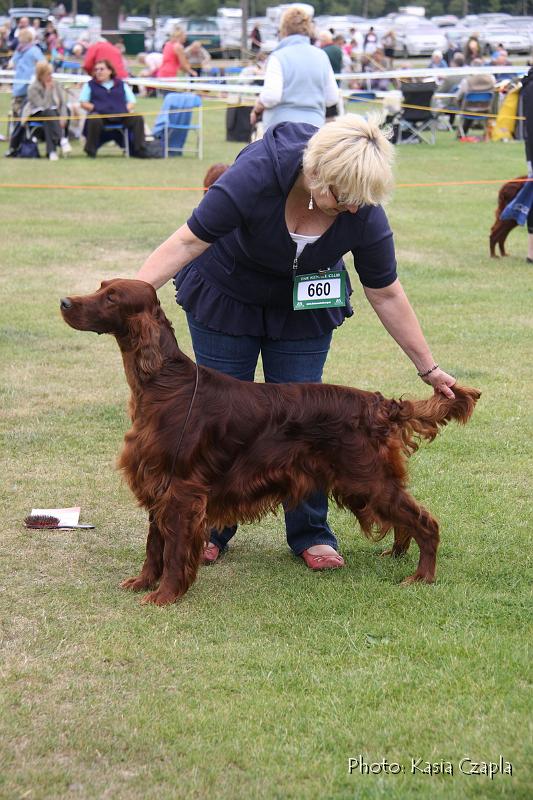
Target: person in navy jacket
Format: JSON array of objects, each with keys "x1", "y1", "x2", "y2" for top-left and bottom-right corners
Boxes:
[
  {"x1": 80, "y1": 59, "x2": 146, "y2": 157},
  {"x1": 136, "y1": 115, "x2": 457, "y2": 570}
]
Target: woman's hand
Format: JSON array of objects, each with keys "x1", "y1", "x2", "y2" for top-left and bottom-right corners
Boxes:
[
  {"x1": 420, "y1": 367, "x2": 456, "y2": 399},
  {"x1": 250, "y1": 102, "x2": 264, "y2": 126}
]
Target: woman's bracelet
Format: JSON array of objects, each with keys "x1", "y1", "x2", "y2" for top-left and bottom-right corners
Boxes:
[{"x1": 417, "y1": 364, "x2": 439, "y2": 378}]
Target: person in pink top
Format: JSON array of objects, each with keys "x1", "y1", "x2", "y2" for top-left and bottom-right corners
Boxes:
[
  {"x1": 83, "y1": 38, "x2": 128, "y2": 79},
  {"x1": 157, "y1": 26, "x2": 197, "y2": 79}
]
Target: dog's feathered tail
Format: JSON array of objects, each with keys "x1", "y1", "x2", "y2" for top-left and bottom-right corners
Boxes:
[{"x1": 387, "y1": 384, "x2": 481, "y2": 456}]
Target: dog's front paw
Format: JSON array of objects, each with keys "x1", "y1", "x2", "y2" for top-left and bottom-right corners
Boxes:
[
  {"x1": 400, "y1": 571, "x2": 435, "y2": 586},
  {"x1": 140, "y1": 589, "x2": 178, "y2": 606},
  {"x1": 120, "y1": 574, "x2": 156, "y2": 592}
]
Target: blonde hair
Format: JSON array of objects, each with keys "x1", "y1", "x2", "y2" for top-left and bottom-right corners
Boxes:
[
  {"x1": 18, "y1": 28, "x2": 34, "y2": 45},
  {"x1": 279, "y1": 7, "x2": 313, "y2": 39},
  {"x1": 170, "y1": 26, "x2": 185, "y2": 42},
  {"x1": 302, "y1": 114, "x2": 395, "y2": 207},
  {"x1": 36, "y1": 60, "x2": 53, "y2": 82}
]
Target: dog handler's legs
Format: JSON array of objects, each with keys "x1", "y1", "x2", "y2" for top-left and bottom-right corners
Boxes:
[
  {"x1": 120, "y1": 512, "x2": 164, "y2": 591},
  {"x1": 186, "y1": 314, "x2": 261, "y2": 554},
  {"x1": 261, "y1": 334, "x2": 343, "y2": 565}
]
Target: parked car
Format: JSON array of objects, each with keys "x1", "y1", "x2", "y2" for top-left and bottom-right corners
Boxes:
[
  {"x1": 502, "y1": 17, "x2": 533, "y2": 50},
  {"x1": 430, "y1": 15, "x2": 459, "y2": 28},
  {"x1": 479, "y1": 25, "x2": 530, "y2": 55},
  {"x1": 8, "y1": 7, "x2": 51, "y2": 22},
  {"x1": 185, "y1": 17, "x2": 222, "y2": 55},
  {"x1": 393, "y1": 17, "x2": 447, "y2": 57}
]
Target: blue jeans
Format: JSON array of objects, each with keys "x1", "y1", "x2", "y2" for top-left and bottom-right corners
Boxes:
[{"x1": 187, "y1": 314, "x2": 338, "y2": 555}]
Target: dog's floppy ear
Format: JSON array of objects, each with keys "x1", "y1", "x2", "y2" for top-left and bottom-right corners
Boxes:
[{"x1": 129, "y1": 310, "x2": 163, "y2": 380}]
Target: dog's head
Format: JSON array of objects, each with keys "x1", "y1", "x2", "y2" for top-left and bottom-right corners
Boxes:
[
  {"x1": 61, "y1": 279, "x2": 166, "y2": 380},
  {"x1": 60, "y1": 279, "x2": 159, "y2": 336},
  {"x1": 203, "y1": 163, "x2": 230, "y2": 194}
]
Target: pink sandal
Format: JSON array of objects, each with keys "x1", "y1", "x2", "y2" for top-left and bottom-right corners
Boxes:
[{"x1": 300, "y1": 549, "x2": 345, "y2": 571}]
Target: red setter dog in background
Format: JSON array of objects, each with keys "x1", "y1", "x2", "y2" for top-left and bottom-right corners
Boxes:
[
  {"x1": 490, "y1": 176, "x2": 526, "y2": 258},
  {"x1": 61, "y1": 279, "x2": 480, "y2": 606},
  {"x1": 203, "y1": 162, "x2": 229, "y2": 193}
]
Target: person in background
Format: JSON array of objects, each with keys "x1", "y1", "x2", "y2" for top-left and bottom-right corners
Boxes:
[
  {"x1": 250, "y1": 7, "x2": 338, "y2": 131},
  {"x1": 157, "y1": 26, "x2": 197, "y2": 80},
  {"x1": 0, "y1": 25, "x2": 11, "y2": 67},
  {"x1": 362, "y1": 48, "x2": 390, "y2": 92},
  {"x1": 363, "y1": 26, "x2": 378, "y2": 55},
  {"x1": 348, "y1": 26, "x2": 364, "y2": 71},
  {"x1": 32, "y1": 19, "x2": 44, "y2": 46},
  {"x1": 8, "y1": 16, "x2": 32, "y2": 50},
  {"x1": 9, "y1": 28, "x2": 42, "y2": 121},
  {"x1": 319, "y1": 30, "x2": 343, "y2": 78},
  {"x1": 250, "y1": 24, "x2": 262, "y2": 54},
  {"x1": 240, "y1": 51, "x2": 267, "y2": 84},
  {"x1": 20, "y1": 60, "x2": 71, "y2": 160},
  {"x1": 134, "y1": 115, "x2": 457, "y2": 569},
  {"x1": 83, "y1": 37, "x2": 128, "y2": 79},
  {"x1": 79, "y1": 59, "x2": 146, "y2": 158},
  {"x1": 381, "y1": 29, "x2": 396, "y2": 68},
  {"x1": 184, "y1": 41, "x2": 211, "y2": 77},
  {"x1": 491, "y1": 49, "x2": 514, "y2": 83},
  {"x1": 137, "y1": 51, "x2": 163, "y2": 96},
  {"x1": 71, "y1": 36, "x2": 90, "y2": 59},
  {"x1": 43, "y1": 21, "x2": 59, "y2": 56},
  {"x1": 464, "y1": 35, "x2": 481, "y2": 65},
  {"x1": 443, "y1": 33, "x2": 461, "y2": 66},
  {"x1": 429, "y1": 49, "x2": 447, "y2": 70},
  {"x1": 456, "y1": 57, "x2": 496, "y2": 136},
  {"x1": 437, "y1": 52, "x2": 465, "y2": 126}
]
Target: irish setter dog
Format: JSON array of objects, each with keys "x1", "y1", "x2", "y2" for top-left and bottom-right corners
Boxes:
[
  {"x1": 203, "y1": 162, "x2": 229, "y2": 194},
  {"x1": 489, "y1": 176, "x2": 526, "y2": 258},
  {"x1": 60, "y1": 279, "x2": 480, "y2": 606}
]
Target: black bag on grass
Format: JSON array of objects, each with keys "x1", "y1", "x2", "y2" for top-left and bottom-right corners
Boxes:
[
  {"x1": 18, "y1": 137, "x2": 40, "y2": 158},
  {"x1": 144, "y1": 138, "x2": 164, "y2": 158}
]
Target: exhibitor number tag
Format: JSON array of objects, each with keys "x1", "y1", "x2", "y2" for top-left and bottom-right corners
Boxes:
[{"x1": 293, "y1": 271, "x2": 346, "y2": 311}]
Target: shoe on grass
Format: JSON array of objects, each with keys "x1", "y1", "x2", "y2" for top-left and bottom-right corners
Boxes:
[{"x1": 202, "y1": 543, "x2": 221, "y2": 565}]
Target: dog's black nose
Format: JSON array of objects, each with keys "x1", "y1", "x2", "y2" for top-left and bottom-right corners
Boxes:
[{"x1": 60, "y1": 298, "x2": 72, "y2": 310}]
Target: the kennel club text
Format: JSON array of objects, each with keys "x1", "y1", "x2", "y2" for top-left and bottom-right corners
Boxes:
[{"x1": 348, "y1": 755, "x2": 513, "y2": 779}]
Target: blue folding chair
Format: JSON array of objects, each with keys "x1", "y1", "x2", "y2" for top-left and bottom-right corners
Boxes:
[
  {"x1": 348, "y1": 91, "x2": 377, "y2": 103},
  {"x1": 458, "y1": 91, "x2": 495, "y2": 138},
  {"x1": 61, "y1": 61, "x2": 83, "y2": 74},
  {"x1": 152, "y1": 93, "x2": 203, "y2": 159},
  {"x1": 100, "y1": 123, "x2": 130, "y2": 156}
]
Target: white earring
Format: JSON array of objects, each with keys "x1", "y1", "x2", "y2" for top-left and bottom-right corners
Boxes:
[{"x1": 308, "y1": 194, "x2": 314, "y2": 210}]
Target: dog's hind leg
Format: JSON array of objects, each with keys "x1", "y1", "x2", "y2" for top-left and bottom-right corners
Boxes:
[
  {"x1": 141, "y1": 491, "x2": 207, "y2": 606},
  {"x1": 120, "y1": 512, "x2": 164, "y2": 592},
  {"x1": 370, "y1": 489, "x2": 439, "y2": 584}
]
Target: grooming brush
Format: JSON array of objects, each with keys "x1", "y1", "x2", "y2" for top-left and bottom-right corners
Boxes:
[{"x1": 24, "y1": 515, "x2": 95, "y2": 529}]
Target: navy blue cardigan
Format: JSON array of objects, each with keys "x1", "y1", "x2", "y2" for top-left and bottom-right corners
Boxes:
[{"x1": 177, "y1": 122, "x2": 397, "y2": 339}]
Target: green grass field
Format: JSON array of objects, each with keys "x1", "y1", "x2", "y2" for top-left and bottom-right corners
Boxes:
[{"x1": 0, "y1": 92, "x2": 532, "y2": 799}]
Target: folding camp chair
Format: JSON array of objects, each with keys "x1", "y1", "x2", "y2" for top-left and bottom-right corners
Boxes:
[
  {"x1": 100, "y1": 123, "x2": 130, "y2": 156},
  {"x1": 348, "y1": 90, "x2": 377, "y2": 104},
  {"x1": 395, "y1": 82, "x2": 437, "y2": 145},
  {"x1": 152, "y1": 93, "x2": 203, "y2": 158},
  {"x1": 457, "y1": 91, "x2": 495, "y2": 138}
]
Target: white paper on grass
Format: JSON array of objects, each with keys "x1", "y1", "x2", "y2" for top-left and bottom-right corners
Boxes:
[{"x1": 31, "y1": 506, "x2": 81, "y2": 526}]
